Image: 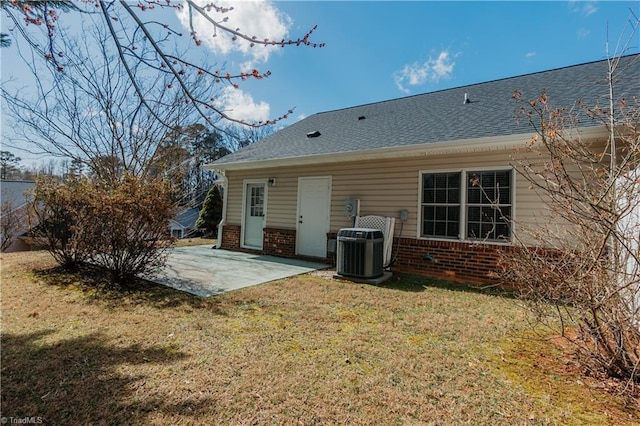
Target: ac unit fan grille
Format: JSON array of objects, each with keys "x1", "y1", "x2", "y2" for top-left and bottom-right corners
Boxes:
[{"x1": 336, "y1": 228, "x2": 384, "y2": 278}]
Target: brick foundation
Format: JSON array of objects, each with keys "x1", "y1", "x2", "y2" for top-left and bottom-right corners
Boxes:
[
  {"x1": 391, "y1": 237, "x2": 508, "y2": 284},
  {"x1": 223, "y1": 226, "x2": 507, "y2": 283},
  {"x1": 263, "y1": 227, "x2": 296, "y2": 258},
  {"x1": 221, "y1": 225, "x2": 330, "y2": 262},
  {"x1": 329, "y1": 231, "x2": 508, "y2": 284},
  {"x1": 220, "y1": 224, "x2": 241, "y2": 250}
]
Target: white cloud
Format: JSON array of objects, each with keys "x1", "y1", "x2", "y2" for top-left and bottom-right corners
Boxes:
[
  {"x1": 175, "y1": 0, "x2": 292, "y2": 66},
  {"x1": 394, "y1": 51, "x2": 455, "y2": 94},
  {"x1": 568, "y1": 1, "x2": 598, "y2": 16},
  {"x1": 525, "y1": 51, "x2": 536, "y2": 58},
  {"x1": 582, "y1": 2, "x2": 598, "y2": 16},
  {"x1": 431, "y1": 51, "x2": 455, "y2": 79},
  {"x1": 214, "y1": 85, "x2": 270, "y2": 124},
  {"x1": 577, "y1": 28, "x2": 590, "y2": 39}
]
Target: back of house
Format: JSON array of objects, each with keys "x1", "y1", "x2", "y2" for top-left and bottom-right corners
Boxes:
[{"x1": 206, "y1": 54, "x2": 640, "y2": 284}]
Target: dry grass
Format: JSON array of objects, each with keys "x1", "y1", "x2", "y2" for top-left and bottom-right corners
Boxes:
[
  {"x1": 172, "y1": 237, "x2": 217, "y2": 248},
  {"x1": 1, "y1": 251, "x2": 638, "y2": 425}
]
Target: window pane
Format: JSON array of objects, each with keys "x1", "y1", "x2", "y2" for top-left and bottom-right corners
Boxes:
[
  {"x1": 467, "y1": 206, "x2": 480, "y2": 222},
  {"x1": 468, "y1": 171, "x2": 508, "y2": 200},
  {"x1": 448, "y1": 173, "x2": 460, "y2": 188},
  {"x1": 435, "y1": 174, "x2": 448, "y2": 188},
  {"x1": 421, "y1": 172, "x2": 461, "y2": 238},
  {"x1": 423, "y1": 219, "x2": 433, "y2": 235},
  {"x1": 448, "y1": 206, "x2": 460, "y2": 221},
  {"x1": 448, "y1": 221, "x2": 459, "y2": 237},
  {"x1": 425, "y1": 206, "x2": 434, "y2": 221},
  {"x1": 499, "y1": 206, "x2": 512, "y2": 221},
  {"x1": 467, "y1": 187, "x2": 481, "y2": 204},
  {"x1": 482, "y1": 206, "x2": 494, "y2": 221},
  {"x1": 481, "y1": 173, "x2": 495, "y2": 188},
  {"x1": 481, "y1": 223, "x2": 495, "y2": 239},
  {"x1": 465, "y1": 170, "x2": 512, "y2": 241},
  {"x1": 467, "y1": 222, "x2": 480, "y2": 239},
  {"x1": 448, "y1": 187, "x2": 460, "y2": 203},
  {"x1": 495, "y1": 223, "x2": 510, "y2": 240},
  {"x1": 423, "y1": 188, "x2": 434, "y2": 203},
  {"x1": 423, "y1": 174, "x2": 435, "y2": 189},
  {"x1": 499, "y1": 186, "x2": 511, "y2": 204},
  {"x1": 495, "y1": 171, "x2": 510, "y2": 187}
]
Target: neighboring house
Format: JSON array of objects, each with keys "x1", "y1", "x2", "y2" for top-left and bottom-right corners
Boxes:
[
  {"x1": 205, "y1": 55, "x2": 640, "y2": 284},
  {"x1": 1, "y1": 180, "x2": 36, "y2": 252},
  {"x1": 170, "y1": 207, "x2": 201, "y2": 239}
]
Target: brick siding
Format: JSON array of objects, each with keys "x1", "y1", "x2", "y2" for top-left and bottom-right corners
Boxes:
[
  {"x1": 263, "y1": 227, "x2": 296, "y2": 258},
  {"x1": 221, "y1": 225, "x2": 330, "y2": 262},
  {"x1": 225, "y1": 226, "x2": 507, "y2": 283},
  {"x1": 390, "y1": 237, "x2": 508, "y2": 284},
  {"x1": 330, "y1": 231, "x2": 508, "y2": 284},
  {"x1": 220, "y1": 224, "x2": 241, "y2": 250}
]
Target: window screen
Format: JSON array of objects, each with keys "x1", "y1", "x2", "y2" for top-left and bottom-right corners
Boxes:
[{"x1": 421, "y1": 172, "x2": 461, "y2": 238}]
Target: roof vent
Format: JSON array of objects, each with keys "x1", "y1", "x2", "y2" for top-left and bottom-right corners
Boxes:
[
  {"x1": 463, "y1": 93, "x2": 471, "y2": 104},
  {"x1": 306, "y1": 130, "x2": 321, "y2": 138},
  {"x1": 358, "y1": 116, "x2": 366, "y2": 120}
]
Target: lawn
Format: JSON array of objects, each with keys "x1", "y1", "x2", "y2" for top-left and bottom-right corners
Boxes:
[
  {"x1": 172, "y1": 237, "x2": 217, "y2": 248},
  {"x1": 1, "y1": 251, "x2": 638, "y2": 425}
]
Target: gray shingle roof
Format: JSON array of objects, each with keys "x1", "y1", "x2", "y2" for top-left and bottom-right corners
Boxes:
[
  {"x1": 0, "y1": 181, "x2": 35, "y2": 210},
  {"x1": 213, "y1": 54, "x2": 639, "y2": 167},
  {"x1": 173, "y1": 207, "x2": 200, "y2": 229}
]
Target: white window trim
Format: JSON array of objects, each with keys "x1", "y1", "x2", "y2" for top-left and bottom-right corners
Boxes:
[{"x1": 417, "y1": 167, "x2": 516, "y2": 244}]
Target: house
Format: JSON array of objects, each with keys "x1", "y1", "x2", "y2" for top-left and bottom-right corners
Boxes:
[
  {"x1": 205, "y1": 55, "x2": 640, "y2": 284},
  {"x1": 169, "y1": 207, "x2": 201, "y2": 239},
  {"x1": 1, "y1": 180, "x2": 36, "y2": 252}
]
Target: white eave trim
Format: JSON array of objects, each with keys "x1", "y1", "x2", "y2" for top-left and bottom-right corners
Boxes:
[{"x1": 205, "y1": 125, "x2": 609, "y2": 172}]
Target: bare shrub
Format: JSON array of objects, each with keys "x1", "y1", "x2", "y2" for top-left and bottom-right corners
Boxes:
[
  {"x1": 0, "y1": 196, "x2": 20, "y2": 252},
  {"x1": 87, "y1": 176, "x2": 176, "y2": 283},
  {"x1": 31, "y1": 175, "x2": 176, "y2": 284},
  {"x1": 500, "y1": 55, "x2": 640, "y2": 387},
  {"x1": 29, "y1": 176, "x2": 95, "y2": 267}
]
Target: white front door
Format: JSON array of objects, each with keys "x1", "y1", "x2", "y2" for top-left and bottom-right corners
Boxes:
[
  {"x1": 297, "y1": 177, "x2": 331, "y2": 258},
  {"x1": 243, "y1": 182, "x2": 266, "y2": 249}
]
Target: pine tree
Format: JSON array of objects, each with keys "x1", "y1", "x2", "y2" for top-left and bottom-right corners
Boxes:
[
  {"x1": 196, "y1": 186, "x2": 223, "y2": 237},
  {"x1": 0, "y1": 151, "x2": 22, "y2": 180}
]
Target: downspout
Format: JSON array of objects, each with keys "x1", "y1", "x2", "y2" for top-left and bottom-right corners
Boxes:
[{"x1": 215, "y1": 171, "x2": 228, "y2": 249}]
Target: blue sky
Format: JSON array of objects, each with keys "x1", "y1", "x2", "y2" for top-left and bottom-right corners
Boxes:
[
  {"x1": 246, "y1": 1, "x2": 640, "y2": 121},
  {"x1": 1, "y1": 1, "x2": 639, "y2": 164}
]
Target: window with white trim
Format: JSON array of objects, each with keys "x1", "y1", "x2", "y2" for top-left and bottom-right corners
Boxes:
[
  {"x1": 421, "y1": 172, "x2": 460, "y2": 238},
  {"x1": 420, "y1": 169, "x2": 512, "y2": 241}
]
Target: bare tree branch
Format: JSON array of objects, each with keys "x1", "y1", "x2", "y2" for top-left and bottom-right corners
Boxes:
[{"x1": 1, "y1": 0, "x2": 323, "y2": 128}]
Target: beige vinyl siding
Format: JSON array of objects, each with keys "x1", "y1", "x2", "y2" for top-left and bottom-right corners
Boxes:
[{"x1": 222, "y1": 147, "x2": 555, "y2": 245}]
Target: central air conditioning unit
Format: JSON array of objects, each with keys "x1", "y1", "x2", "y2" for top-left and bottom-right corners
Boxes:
[{"x1": 336, "y1": 228, "x2": 384, "y2": 279}]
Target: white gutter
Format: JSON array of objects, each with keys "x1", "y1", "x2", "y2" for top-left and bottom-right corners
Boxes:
[
  {"x1": 205, "y1": 126, "x2": 609, "y2": 172},
  {"x1": 214, "y1": 172, "x2": 228, "y2": 249}
]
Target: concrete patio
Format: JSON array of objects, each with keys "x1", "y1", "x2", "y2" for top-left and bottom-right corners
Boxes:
[{"x1": 148, "y1": 245, "x2": 329, "y2": 297}]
